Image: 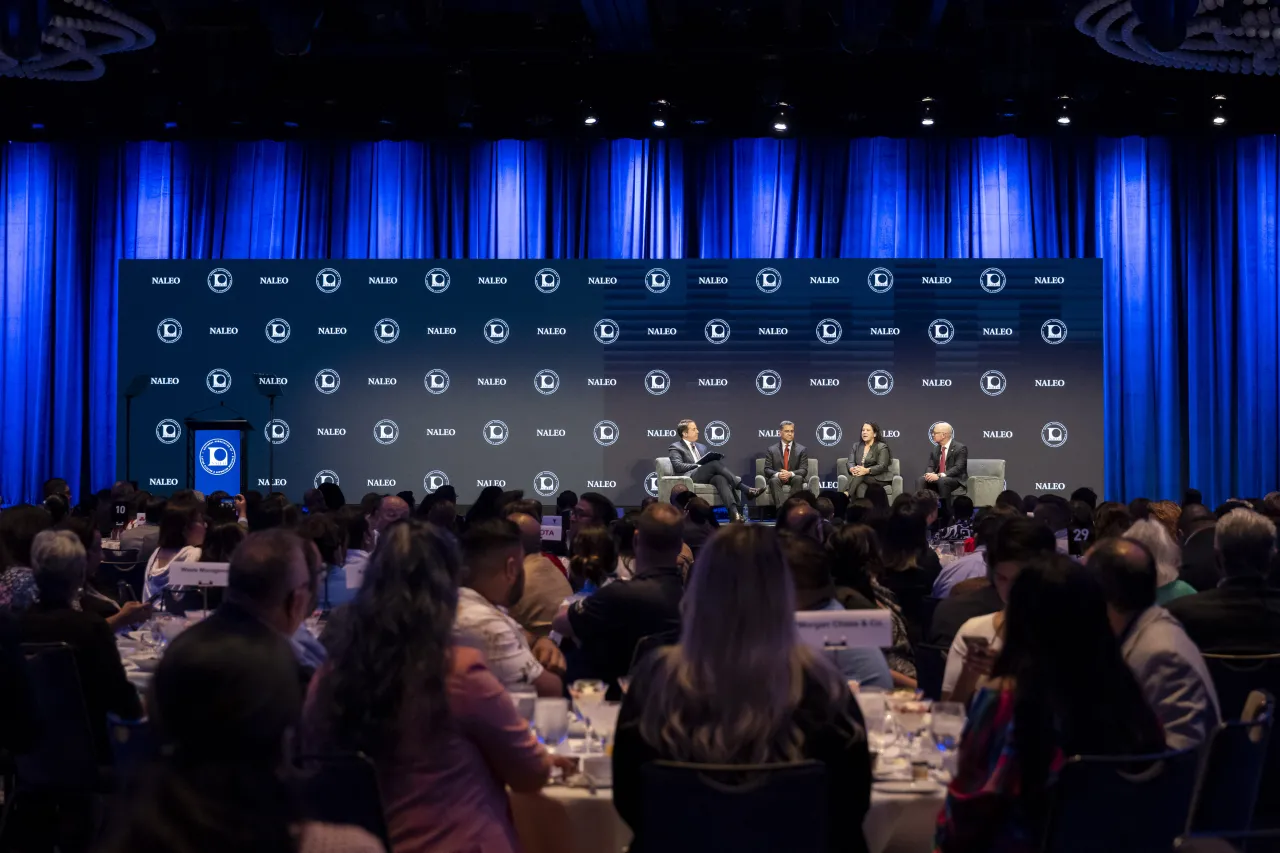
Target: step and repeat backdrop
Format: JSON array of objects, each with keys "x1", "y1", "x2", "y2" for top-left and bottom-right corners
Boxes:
[{"x1": 118, "y1": 259, "x2": 1103, "y2": 505}]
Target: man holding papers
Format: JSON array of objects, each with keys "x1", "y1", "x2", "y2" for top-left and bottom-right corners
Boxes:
[{"x1": 667, "y1": 419, "x2": 763, "y2": 523}]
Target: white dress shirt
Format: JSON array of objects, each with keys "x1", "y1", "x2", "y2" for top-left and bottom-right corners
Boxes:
[{"x1": 686, "y1": 440, "x2": 701, "y2": 463}]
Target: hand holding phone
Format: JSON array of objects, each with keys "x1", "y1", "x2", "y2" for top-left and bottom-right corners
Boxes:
[{"x1": 961, "y1": 635, "x2": 996, "y2": 677}]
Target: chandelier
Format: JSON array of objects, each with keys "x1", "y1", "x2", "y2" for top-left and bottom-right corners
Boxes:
[{"x1": 0, "y1": 0, "x2": 155, "y2": 82}]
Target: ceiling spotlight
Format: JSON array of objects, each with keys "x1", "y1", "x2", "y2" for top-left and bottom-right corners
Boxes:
[
  {"x1": 164, "y1": 121, "x2": 178, "y2": 130},
  {"x1": 771, "y1": 102, "x2": 792, "y2": 133},
  {"x1": 578, "y1": 101, "x2": 598, "y2": 126},
  {"x1": 1212, "y1": 94, "x2": 1228, "y2": 126},
  {"x1": 1056, "y1": 95, "x2": 1072, "y2": 126},
  {"x1": 651, "y1": 99, "x2": 670, "y2": 129},
  {"x1": 920, "y1": 97, "x2": 936, "y2": 127}
]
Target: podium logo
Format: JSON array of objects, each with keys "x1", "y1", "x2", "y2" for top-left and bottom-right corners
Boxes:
[
  {"x1": 264, "y1": 419, "x2": 290, "y2": 445},
  {"x1": 704, "y1": 319, "x2": 731, "y2": 344},
  {"x1": 644, "y1": 472, "x2": 660, "y2": 498},
  {"x1": 316, "y1": 268, "x2": 342, "y2": 293},
  {"x1": 704, "y1": 420, "x2": 731, "y2": 447},
  {"x1": 535, "y1": 369, "x2": 561, "y2": 395},
  {"x1": 155, "y1": 419, "x2": 182, "y2": 445},
  {"x1": 980, "y1": 267, "x2": 1007, "y2": 293},
  {"x1": 157, "y1": 319, "x2": 183, "y2": 343},
  {"x1": 264, "y1": 318, "x2": 291, "y2": 343},
  {"x1": 207, "y1": 268, "x2": 233, "y2": 293},
  {"x1": 534, "y1": 268, "x2": 560, "y2": 293},
  {"x1": 314, "y1": 470, "x2": 340, "y2": 487},
  {"x1": 373, "y1": 420, "x2": 400, "y2": 445},
  {"x1": 484, "y1": 318, "x2": 510, "y2": 344},
  {"x1": 483, "y1": 420, "x2": 510, "y2": 446},
  {"x1": 756, "y1": 267, "x2": 782, "y2": 293},
  {"x1": 868, "y1": 370, "x2": 894, "y2": 395},
  {"x1": 315, "y1": 369, "x2": 341, "y2": 394},
  {"x1": 1041, "y1": 422, "x2": 1069, "y2": 448},
  {"x1": 756, "y1": 370, "x2": 782, "y2": 396},
  {"x1": 198, "y1": 438, "x2": 237, "y2": 476},
  {"x1": 206, "y1": 369, "x2": 231, "y2": 394},
  {"x1": 423, "y1": 470, "x2": 449, "y2": 494},
  {"x1": 816, "y1": 421, "x2": 843, "y2": 447},
  {"x1": 424, "y1": 267, "x2": 451, "y2": 293},
  {"x1": 867, "y1": 267, "x2": 894, "y2": 293},
  {"x1": 423, "y1": 369, "x2": 450, "y2": 395},
  {"x1": 594, "y1": 319, "x2": 619, "y2": 345},
  {"x1": 533, "y1": 471, "x2": 560, "y2": 497},
  {"x1": 928, "y1": 319, "x2": 955, "y2": 345},
  {"x1": 645, "y1": 268, "x2": 671, "y2": 293},
  {"x1": 1041, "y1": 319, "x2": 1068, "y2": 345},
  {"x1": 593, "y1": 420, "x2": 620, "y2": 447},
  {"x1": 816, "y1": 319, "x2": 842, "y2": 344},
  {"x1": 644, "y1": 370, "x2": 671, "y2": 396},
  {"x1": 374, "y1": 318, "x2": 400, "y2": 344},
  {"x1": 980, "y1": 370, "x2": 1008, "y2": 396}
]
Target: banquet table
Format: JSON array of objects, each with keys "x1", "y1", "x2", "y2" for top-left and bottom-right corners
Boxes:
[{"x1": 511, "y1": 782, "x2": 943, "y2": 853}]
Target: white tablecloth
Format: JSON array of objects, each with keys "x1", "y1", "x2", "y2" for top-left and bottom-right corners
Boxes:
[{"x1": 512, "y1": 784, "x2": 943, "y2": 853}]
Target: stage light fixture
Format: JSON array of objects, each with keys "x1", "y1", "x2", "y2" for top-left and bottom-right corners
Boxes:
[
  {"x1": 771, "y1": 102, "x2": 793, "y2": 133},
  {"x1": 1056, "y1": 96, "x2": 1072, "y2": 126},
  {"x1": 580, "y1": 102, "x2": 598, "y2": 126},
  {"x1": 164, "y1": 121, "x2": 178, "y2": 130},
  {"x1": 651, "y1": 100, "x2": 670, "y2": 129},
  {"x1": 1212, "y1": 94, "x2": 1228, "y2": 126},
  {"x1": 920, "y1": 97, "x2": 936, "y2": 127}
]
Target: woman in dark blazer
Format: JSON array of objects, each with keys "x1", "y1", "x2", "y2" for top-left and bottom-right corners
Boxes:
[{"x1": 846, "y1": 422, "x2": 893, "y2": 498}]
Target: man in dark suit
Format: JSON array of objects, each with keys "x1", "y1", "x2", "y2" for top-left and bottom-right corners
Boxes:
[
  {"x1": 667, "y1": 419, "x2": 762, "y2": 523},
  {"x1": 1178, "y1": 503, "x2": 1219, "y2": 592},
  {"x1": 763, "y1": 420, "x2": 810, "y2": 508},
  {"x1": 917, "y1": 422, "x2": 968, "y2": 505}
]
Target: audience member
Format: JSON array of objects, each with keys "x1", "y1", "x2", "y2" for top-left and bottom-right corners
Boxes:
[
  {"x1": 994, "y1": 489, "x2": 1021, "y2": 511},
  {"x1": 119, "y1": 495, "x2": 164, "y2": 565},
  {"x1": 367, "y1": 494, "x2": 410, "y2": 541},
  {"x1": 775, "y1": 492, "x2": 817, "y2": 529},
  {"x1": 359, "y1": 492, "x2": 382, "y2": 518},
  {"x1": 613, "y1": 511, "x2": 640, "y2": 580},
  {"x1": 1147, "y1": 500, "x2": 1182, "y2": 542},
  {"x1": 1178, "y1": 503, "x2": 1219, "y2": 591},
  {"x1": 248, "y1": 493, "x2": 300, "y2": 531},
  {"x1": 639, "y1": 496, "x2": 658, "y2": 510},
  {"x1": 826, "y1": 524, "x2": 916, "y2": 686},
  {"x1": 426, "y1": 498, "x2": 459, "y2": 533},
  {"x1": 0, "y1": 504, "x2": 52, "y2": 610},
  {"x1": 1020, "y1": 494, "x2": 1039, "y2": 515},
  {"x1": 1122, "y1": 518, "x2": 1197, "y2": 605},
  {"x1": 301, "y1": 488, "x2": 328, "y2": 515},
  {"x1": 296, "y1": 513, "x2": 350, "y2": 611},
  {"x1": 335, "y1": 506, "x2": 372, "y2": 596},
  {"x1": 503, "y1": 498, "x2": 543, "y2": 521},
  {"x1": 1033, "y1": 497, "x2": 1071, "y2": 553},
  {"x1": 506, "y1": 512, "x2": 572, "y2": 638},
  {"x1": 556, "y1": 490, "x2": 579, "y2": 515},
  {"x1": 1070, "y1": 486, "x2": 1098, "y2": 509},
  {"x1": 1066, "y1": 500, "x2": 1096, "y2": 557},
  {"x1": 568, "y1": 525, "x2": 619, "y2": 593},
  {"x1": 936, "y1": 495, "x2": 975, "y2": 542},
  {"x1": 464, "y1": 486, "x2": 507, "y2": 529},
  {"x1": 1094, "y1": 503, "x2": 1134, "y2": 540},
  {"x1": 571, "y1": 491, "x2": 617, "y2": 544},
  {"x1": 318, "y1": 481, "x2": 346, "y2": 511},
  {"x1": 144, "y1": 503, "x2": 207, "y2": 599},
  {"x1": 671, "y1": 488, "x2": 694, "y2": 510},
  {"x1": 878, "y1": 510, "x2": 941, "y2": 638},
  {"x1": 1214, "y1": 499, "x2": 1251, "y2": 519},
  {"x1": 57, "y1": 516, "x2": 150, "y2": 630},
  {"x1": 396, "y1": 490, "x2": 417, "y2": 513},
  {"x1": 1085, "y1": 538, "x2": 1220, "y2": 749},
  {"x1": 932, "y1": 510, "x2": 1015, "y2": 598},
  {"x1": 681, "y1": 496, "x2": 719, "y2": 558},
  {"x1": 305, "y1": 520, "x2": 562, "y2": 853},
  {"x1": 613, "y1": 523, "x2": 873, "y2": 853},
  {"x1": 780, "y1": 500, "x2": 830, "y2": 545},
  {"x1": 845, "y1": 498, "x2": 875, "y2": 526},
  {"x1": 1129, "y1": 497, "x2": 1153, "y2": 520},
  {"x1": 863, "y1": 483, "x2": 889, "y2": 511},
  {"x1": 815, "y1": 495, "x2": 836, "y2": 523}
]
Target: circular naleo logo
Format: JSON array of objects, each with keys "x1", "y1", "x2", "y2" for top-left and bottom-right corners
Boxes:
[
  {"x1": 755, "y1": 370, "x2": 782, "y2": 396},
  {"x1": 980, "y1": 370, "x2": 1007, "y2": 396},
  {"x1": 534, "y1": 268, "x2": 560, "y2": 293},
  {"x1": 533, "y1": 471, "x2": 560, "y2": 498},
  {"x1": 928, "y1": 319, "x2": 955, "y2": 345},
  {"x1": 206, "y1": 369, "x2": 231, "y2": 394},
  {"x1": 867, "y1": 267, "x2": 894, "y2": 293},
  {"x1": 704, "y1": 420, "x2": 731, "y2": 447},
  {"x1": 264, "y1": 419, "x2": 290, "y2": 445},
  {"x1": 868, "y1": 370, "x2": 894, "y2": 395},
  {"x1": 980, "y1": 267, "x2": 1007, "y2": 293},
  {"x1": 423, "y1": 470, "x2": 449, "y2": 494},
  {"x1": 316, "y1": 268, "x2": 341, "y2": 293},
  {"x1": 644, "y1": 472, "x2": 660, "y2": 498},
  {"x1": 644, "y1": 268, "x2": 670, "y2": 293},
  {"x1": 264, "y1": 318, "x2": 291, "y2": 343},
  {"x1": 155, "y1": 419, "x2": 182, "y2": 445},
  {"x1": 425, "y1": 267, "x2": 450, "y2": 293},
  {"x1": 704, "y1": 319, "x2": 731, "y2": 344},
  {"x1": 593, "y1": 420, "x2": 620, "y2": 447},
  {"x1": 534, "y1": 369, "x2": 561, "y2": 395},
  {"x1": 484, "y1": 318, "x2": 510, "y2": 344},
  {"x1": 644, "y1": 370, "x2": 671, "y2": 396},
  {"x1": 1042, "y1": 421, "x2": 1069, "y2": 448},
  {"x1": 816, "y1": 421, "x2": 843, "y2": 447},
  {"x1": 315, "y1": 369, "x2": 341, "y2": 394},
  {"x1": 1041, "y1": 319, "x2": 1068, "y2": 345},
  {"x1": 314, "y1": 470, "x2": 340, "y2": 487},
  {"x1": 424, "y1": 369, "x2": 450, "y2": 395},
  {"x1": 483, "y1": 419, "x2": 510, "y2": 445},
  {"x1": 157, "y1": 318, "x2": 183, "y2": 343},
  {"x1": 594, "y1": 319, "x2": 620, "y2": 344},
  {"x1": 374, "y1": 318, "x2": 400, "y2": 344},
  {"x1": 207, "y1": 268, "x2": 232, "y2": 293},
  {"x1": 816, "y1": 318, "x2": 843, "y2": 344},
  {"x1": 198, "y1": 438, "x2": 237, "y2": 477},
  {"x1": 756, "y1": 267, "x2": 782, "y2": 293},
  {"x1": 373, "y1": 419, "x2": 400, "y2": 445}
]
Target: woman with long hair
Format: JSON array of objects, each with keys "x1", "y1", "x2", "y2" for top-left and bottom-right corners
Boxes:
[
  {"x1": 303, "y1": 520, "x2": 561, "y2": 853},
  {"x1": 936, "y1": 554, "x2": 1165, "y2": 853},
  {"x1": 826, "y1": 524, "x2": 917, "y2": 687},
  {"x1": 844, "y1": 422, "x2": 893, "y2": 499},
  {"x1": 569, "y1": 525, "x2": 619, "y2": 593},
  {"x1": 144, "y1": 503, "x2": 207, "y2": 599},
  {"x1": 876, "y1": 509, "x2": 939, "y2": 638},
  {"x1": 612, "y1": 524, "x2": 872, "y2": 853},
  {"x1": 100, "y1": 627, "x2": 381, "y2": 853}
]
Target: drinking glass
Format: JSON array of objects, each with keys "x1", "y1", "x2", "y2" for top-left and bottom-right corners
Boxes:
[
  {"x1": 855, "y1": 686, "x2": 891, "y2": 751},
  {"x1": 571, "y1": 679, "x2": 607, "y2": 719},
  {"x1": 588, "y1": 701, "x2": 622, "y2": 749},
  {"x1": 887, "y1": 691, "x2": 931, "y2": 741},
  {"x1": 509, "y1": 686, "x2": 538, "y2": 724},
  {"x1": 534, "y1": 698, "x2": 570, "y2": 749},
  {"x1": 930, "y1": 702, "x2": 966, "y2": 752}
]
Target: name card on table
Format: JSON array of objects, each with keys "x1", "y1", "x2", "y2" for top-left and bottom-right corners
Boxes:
[
  {"x1": 795, "y1": 609, "x2": 893, "y2": 652},
  {"x1": 167, "y1": 561, "x2": 231, "y2": 587},
  {"x1": 540, "y1": 514, "x2": 563, "y2": 542}
]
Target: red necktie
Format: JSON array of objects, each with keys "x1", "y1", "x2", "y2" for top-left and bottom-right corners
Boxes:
[
  {"x1": 782, "y1": 443, "x2": 790, "y2": 470},
  {"x1": 939, "y1": 445, "x2": 947, "y2": 475}
]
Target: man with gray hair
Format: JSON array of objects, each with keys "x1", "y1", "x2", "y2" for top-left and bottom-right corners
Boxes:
[
  {"x1": 918, "y1": 421, "x2": 968, "y2": 505},
  {"x1": 762, "y1": 420, "x2": 810, "y2": 509},
  {"x1": 1167, "y1": 508, "x2": 1280, "y2": 655}
]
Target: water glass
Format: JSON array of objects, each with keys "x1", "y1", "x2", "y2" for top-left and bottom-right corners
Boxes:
[
  {"x1": 571, "y1": 679, "x2": 607, "y2": 718},
  {"x1": 887, "y1": 692, "x2": 931, "y2": 740},
  {"x1": 509, "y1": 686, "x2": 538, "y2": 724},
  {"x1": 930, "y1": 701, "x2": 966, "y2": 752},
  {"x1": 534, "y1": 698, "x2": 570, "y2": 749},
  {"x1": 588, "y1": 700, "x2": 622, "y2": 748},
  {"x1": 855, "y1": 686, "x2": 892, "y2": 751}
]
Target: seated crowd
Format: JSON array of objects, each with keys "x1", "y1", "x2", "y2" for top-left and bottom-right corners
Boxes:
[{"x1": 0, "y1": 478, "x2": 1278, "y2": 852}]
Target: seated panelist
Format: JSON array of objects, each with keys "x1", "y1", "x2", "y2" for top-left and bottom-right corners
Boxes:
[
  {"x1": 762, "y1": 420, "x2": 809, "y2": 508},
  {"x1": 667, "y1": 419, "x2": 763, "y2": 524},
  {"x1": 917, "y1": 421, "x2": 968, "y2": 503},
  {"x1": 846, "y1": 422, "x2": 893, "y2": 498}
]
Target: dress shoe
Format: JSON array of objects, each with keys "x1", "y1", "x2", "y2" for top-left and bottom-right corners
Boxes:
[
  {"x1": 744, "y1": 485, "x2": 765, "y2": 499},
  {"x1": 730, "y1": 509, "x2": 746, "y2": 523}
]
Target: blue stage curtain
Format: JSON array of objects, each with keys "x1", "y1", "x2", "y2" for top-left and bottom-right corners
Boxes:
[{"x1": 2, "y1": 135, "x2": 1277, "y2": 506}]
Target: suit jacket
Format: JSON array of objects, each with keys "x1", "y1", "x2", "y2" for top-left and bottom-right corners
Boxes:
[
  {"x1": 667, "y1": 440, "x2": 711, "y2": 475},
  {"x1": 847, "y1": 441, "x2": 893, "y2": 483},
  {"x1": 926, "y1": 441, "x2": 969, "y2": 483},
  {"x1": 1165, "y1": 576, "x2": 1280, "y2": 655},
  {"x1": 1121, "y1": 605, "x2": 1221, "y2": 750},
  {"x1": 764, "y1": 441, "x2": 810, "y2": 480},
  {"x1": 1180, "y1": 527, "x2": 1219, "y2": 592}
]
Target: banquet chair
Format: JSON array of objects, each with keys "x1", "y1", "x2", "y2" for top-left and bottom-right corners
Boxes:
[
  {"x1": 1203, "y1": 653, "x2": 1280, "y2": 827},
  {"x1": 1176, "y1": 829, "x2": 1280, "y2": 853},
  {"x1": 640, "y1": 760, "x2": 827, "y2": 853},
  {"x1": 1185, "y1": 690, "x2": 1274, "y2": 836},
  {"x1": 914, "y1": 643, "x2": 949, "y2": 701},
  {"x1": 294, "y1": 752, "x2": 391, "y2": 853},
  {"x1": 1042, "y1": 745, "x2": 1200, "y2": 853},
  {"x1": 106, "y1": 714, "x2": 156, "y2": 788},
  {"x1": 629, "y1": 629, "x2": 680, "y2": 674}
]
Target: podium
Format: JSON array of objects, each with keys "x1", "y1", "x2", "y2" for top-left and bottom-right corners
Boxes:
[{"x1": 185, "y1": 419, "x2": 252, "y2": 495}]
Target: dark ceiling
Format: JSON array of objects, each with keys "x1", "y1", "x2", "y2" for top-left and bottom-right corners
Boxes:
[{"x1": 4, "y1": 0, "x2": 1278, "y2": 139}]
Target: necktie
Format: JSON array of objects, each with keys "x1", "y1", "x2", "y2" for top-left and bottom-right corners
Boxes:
[
  {"x1": 689, "y1": 441, "x2": 700, "y2": 463},
  {"x1": 782, "y1": 443, "x2": 790, "y2": 470},
  {"x1": 939, "y1": 444, "x2": 947, "y2": 475}
]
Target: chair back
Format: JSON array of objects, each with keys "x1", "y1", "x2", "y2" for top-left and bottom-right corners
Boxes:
[
  {"x1": 294, "y1": 753, "x2": 391, "y2": 852},
  {"x1": 15, "y1": 643, "x2": 100, "y2": 793},
  {"x1": 915, "y1": 642, "x2": 949, "y2": 700},
  {"x1": 1203, "y1": 654, "x2": 1280, "y2": 721},
  {"x1": 106, "y1": 714, "x2": 157, "y2": 788},
  {"x1": 655, "y1": 456, "x2": 675, "y2": 478},
  {"x1": 965, "y1": 459, "x2": 1007, "y2": 507},
  {"x1": 630, "y1": 629, "x2": 680, "y2": 674},
  {"x1": 1044, "y1": 746, "x2": 1200, "y2": 853},
  {"x1": 920, "y1": 595, "x2": 942, "y2": 635},
  {"x1": 1187, "y1": 690, "x2": 1275, "y2": 835},
  {"x1": 640, "y1": 760, "x2": 827, "y2": 853}
]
